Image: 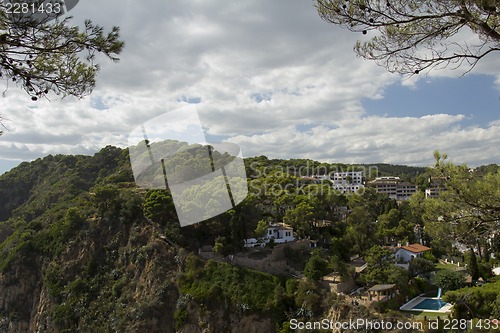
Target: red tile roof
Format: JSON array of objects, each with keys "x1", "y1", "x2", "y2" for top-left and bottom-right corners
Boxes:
[{"x1": 401, "y1": 243, "x2": 431, "y2": 253}]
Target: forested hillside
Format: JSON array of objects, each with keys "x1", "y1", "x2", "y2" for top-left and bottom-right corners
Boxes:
[{"x1": 0, "y1": 144, "x2": 498, "y2": 332}]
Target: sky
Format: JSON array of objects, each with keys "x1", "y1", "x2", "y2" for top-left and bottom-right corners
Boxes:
[{"x1": 1, "y1": 0, "x2": 500, "y2": 175}]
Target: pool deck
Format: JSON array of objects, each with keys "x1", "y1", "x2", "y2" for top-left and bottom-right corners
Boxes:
[{"x1": 400, "y1": 296, "x2": 453, "y2": 314}]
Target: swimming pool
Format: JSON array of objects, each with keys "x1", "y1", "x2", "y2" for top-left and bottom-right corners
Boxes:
[
  {"x1": 400, "y1": 296, "x2": 453, "y2": 314},
  {"x1": 413, "y1": 298, "x2": 447, "y2": 311}
]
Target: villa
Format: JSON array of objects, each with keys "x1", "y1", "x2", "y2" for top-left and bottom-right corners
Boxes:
[
  {"x1": 244, "y1": 223, "x2": 295, "y2": 248},
  {"x1": 395, "y1": 243, "x2": 432, "y2": 263}
]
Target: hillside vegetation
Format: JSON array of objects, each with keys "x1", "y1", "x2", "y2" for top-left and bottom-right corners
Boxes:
[{"x1": 0, "y1": 144, "x2": 498, "y2": 332}]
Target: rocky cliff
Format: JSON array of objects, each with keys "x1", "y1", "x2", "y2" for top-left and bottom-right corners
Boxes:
[{"x1": 0, "y1": 147, "x2": 278, "y2": 333}]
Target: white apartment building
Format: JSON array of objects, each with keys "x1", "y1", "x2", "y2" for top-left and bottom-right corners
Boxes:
[
  {"x1": 397, "y1": 182, "x2": 418, "y2": 201},
  {"x1": 425, "y1": 187, "x2": 442, "y2": 198},
  {"x1": 331, "y1": 171, "x2": 364, "y2": 193},
  {"x1": 368, "y1": 177, "x2": 417, "y2": 201},
  {"x1": 368, "y1": 176, "x2": 400, "y2": 199}
]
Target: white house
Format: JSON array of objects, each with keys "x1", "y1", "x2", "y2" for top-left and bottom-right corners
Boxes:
[
  {"x1": 244, "y1": 223, "x2": 295, "y2": 248},
  {"x1": 395, "y1": 243, "x2": 432, "y2": 263}
]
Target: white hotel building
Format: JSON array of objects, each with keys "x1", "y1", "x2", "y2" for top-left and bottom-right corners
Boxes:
[{"x1": 331, "y1": 171, "x2": 364, "y2": 193}]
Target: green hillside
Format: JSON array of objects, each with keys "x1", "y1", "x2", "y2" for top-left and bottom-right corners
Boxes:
[{"x1": 0, "y1": 145, "x2": 498, "y2": 332}]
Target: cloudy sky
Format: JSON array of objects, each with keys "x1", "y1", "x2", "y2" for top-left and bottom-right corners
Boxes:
[{"x1": 1, "y1": 0, "x2": 500, "y2": 175}]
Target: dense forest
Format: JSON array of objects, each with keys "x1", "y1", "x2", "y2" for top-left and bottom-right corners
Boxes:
[{"x1": 0, "y1": 143, "x2": 498, "y2": 332}]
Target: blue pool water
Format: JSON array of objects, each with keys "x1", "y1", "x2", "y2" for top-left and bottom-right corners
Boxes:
[{"x1": 414, "y1": 299, "x2": 447, "y2": 310}]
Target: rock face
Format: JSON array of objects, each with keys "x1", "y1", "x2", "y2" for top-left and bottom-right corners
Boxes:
[
  {"x1": 0, "y1": 219, "x2": 276, "y2": 333},
  {"x1": 178, "y1": 305, "x2": 273, "y2": 333},
  {"x1": 0, "y1": 220, "x2": 181, "y2": 333},
  {"x1": 0, "y1": 260, "x2": 41, "y2": 333},
  {"x1": 0, "y1": 149, "x2": 186, "y2": 332}
]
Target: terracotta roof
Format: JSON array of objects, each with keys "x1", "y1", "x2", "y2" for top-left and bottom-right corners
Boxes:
[{"x1": 401, "y1": 243, "x2": 431, "y2": 253}]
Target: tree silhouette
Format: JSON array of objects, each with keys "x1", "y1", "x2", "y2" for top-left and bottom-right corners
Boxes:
[
  {"x1": 0, "y1": 3, "x2": 124, "y2": 100},
  {"x1": 315, "y1": 0, "x2": 500, "y2": 75}
]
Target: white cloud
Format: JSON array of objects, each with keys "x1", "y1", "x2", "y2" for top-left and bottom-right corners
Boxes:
[
  {"x1": 0, "y1": 0, "x2": 499, "y2": 174},
  {"x1": 228, "y1": 114, "x2": 500, "y2": 166}
]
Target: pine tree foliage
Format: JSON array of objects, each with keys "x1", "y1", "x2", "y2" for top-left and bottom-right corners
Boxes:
[
  {"x1": 0, "y1": 3, "x2": 124, "y2": 100},
  {"x1": 316, "y1": 0, "x2": 500, "y2": 75}
]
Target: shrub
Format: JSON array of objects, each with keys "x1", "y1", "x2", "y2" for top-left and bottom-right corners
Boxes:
[
  {"x1": 174, "y1": 308, "x2": 189, "y2": 331},
  {"x1": 432, "y1": 269, "x2": 465, "y2": 292}
]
